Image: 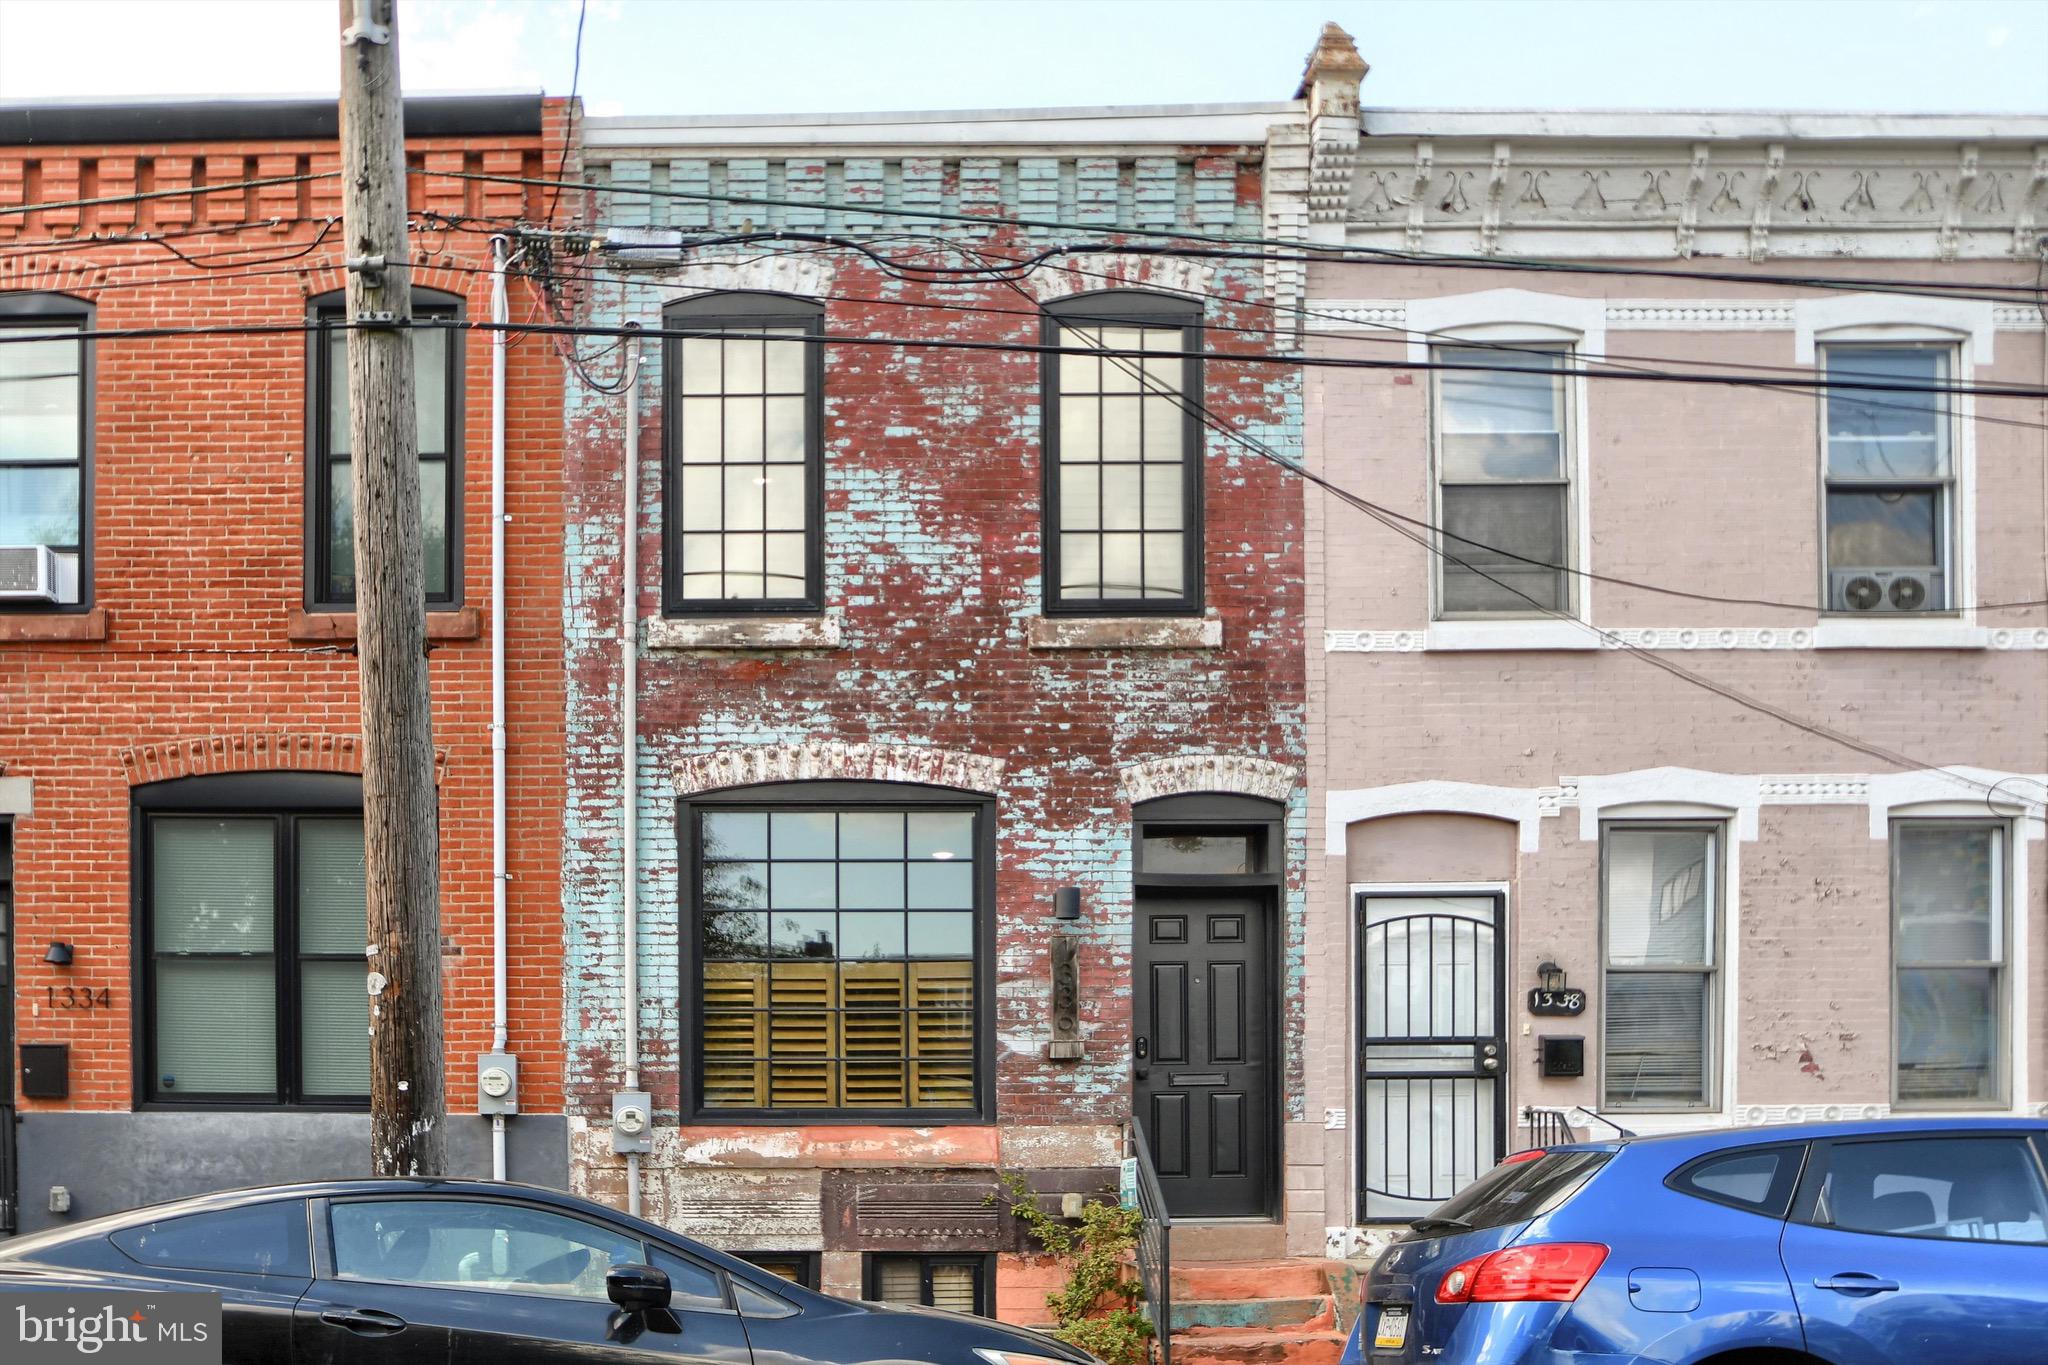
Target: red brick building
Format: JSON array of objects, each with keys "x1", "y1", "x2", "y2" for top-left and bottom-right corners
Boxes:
[{"x1": 0, "y1": 94, "x2": 571, "y2": 1232}]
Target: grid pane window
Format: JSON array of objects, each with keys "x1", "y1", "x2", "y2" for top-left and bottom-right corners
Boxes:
[
  {"x1": 146, "y1": 810, "x2": 367, "y2": 1104},
  {"x1": 866, "y1": 1254, "x2": 990, "y2": 1317},
  {"x1": 1894, "y1": 823, "x2": 2005, "y2": 1106},
  {"x1": 1434, "y1": 346, "x2": 1570, "y2": 615},
  {"x1": 665, "y1": 297, "x2": 820, "y2": 611},
  {"x1": 695, "y1": 804, "x2": 980, "y2": 1115},
  {"x1": 0, "y1": 314, "x2": 86, "y2": 603},
  {"x1": 1822, "y1": 345, "x2": 1952, "y2": 611},
  {"x1": 1603, "y1": 826, "x2": 1718, "y2": 1109},
  {"x1": 313, "y1": 305, "x2": 459, "y2": 607}
]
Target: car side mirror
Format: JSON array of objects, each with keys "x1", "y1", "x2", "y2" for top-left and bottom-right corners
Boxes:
[{"x1": 607, "y1": 1263, "x2": 673, "y2": 1314}]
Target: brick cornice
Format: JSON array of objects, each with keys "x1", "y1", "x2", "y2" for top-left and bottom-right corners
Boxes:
[
  {"x1": 1119, "y1": 753, "x2": 1297, "y2": 805},
  {"x1": 673, "y1": 741, "x2": 1005, "y2": 797},
  {"x1": 118, "y1": 732, "x2": 450, "y2": 786}
]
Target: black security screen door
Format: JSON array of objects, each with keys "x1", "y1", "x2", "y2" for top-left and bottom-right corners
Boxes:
[
  {"x1": 1133, "y1": 896, "x2": 1273, "y2": 1218},
  {"x1": 1357, "y1": 893, "x2": 1506, "y2": 1222}
]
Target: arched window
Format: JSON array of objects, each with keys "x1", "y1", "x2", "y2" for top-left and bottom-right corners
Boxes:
[
  {"x1": 681, "y1": 780, "x2": 993, "y2": 1120},
  {"x1": 661, "y1": 292, "x2": 824, "y2": 614},
  {"x1": 0, "y1": 292, "x2": 93, "y2": 608},
  {"x1": 1042, "y1": 290, "x2": 1203, "y2": 614},
  {"x1": 307, "y1": 288, "x2": 464, "y2": 609}
]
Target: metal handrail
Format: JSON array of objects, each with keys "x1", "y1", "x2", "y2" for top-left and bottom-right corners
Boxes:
[
  {"x1": 1520, "y1": 1106, "x2": 1578, "y2": 1149},
  {"x1": 1126, "y1": 1121, "x2": 1173, "y2": 1365}
]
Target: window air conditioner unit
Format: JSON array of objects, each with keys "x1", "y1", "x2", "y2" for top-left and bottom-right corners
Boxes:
[
  {"x1": 1829, "y1": 567, "x2": 1940, "y2": 614},
  {"x1": 0, "y1": 544, "x2": 61, "y2": 603}
]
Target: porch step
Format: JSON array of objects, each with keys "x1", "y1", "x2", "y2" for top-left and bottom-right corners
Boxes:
[
  {"x1": 1173, "y1": 1259, "x2": 1331, "y2": 1301},
  {"x1": 1172, "y1": 1295, "x2": 1332, "y2": 1333},
  {"x1": 1168, "y1": 1220, "x2": 1290, "y2": 1263},
  {"x1": 1170, "y1": 1327, "x2": 1349, "y2": 1364}
]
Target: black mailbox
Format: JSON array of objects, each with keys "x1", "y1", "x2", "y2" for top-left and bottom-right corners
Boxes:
[
  {"x1": 1538, "y1": 1036, "x2": 1584, "y2": 1079},
  {"x1": 20, "y1": 1043, "x2": 70, "y2": 1099}
]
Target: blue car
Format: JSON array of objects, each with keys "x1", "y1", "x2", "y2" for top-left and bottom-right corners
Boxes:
[{"x1": 1338, "y1": 1116, "x2": 2048, "y2": 1365}]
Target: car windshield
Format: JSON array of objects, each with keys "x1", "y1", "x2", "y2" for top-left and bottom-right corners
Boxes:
[{"x1": 1406, "y1": 1149, "x2": 1614, "y2": 1236}]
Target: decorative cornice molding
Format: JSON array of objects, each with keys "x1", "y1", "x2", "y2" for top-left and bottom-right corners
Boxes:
[
  {"x1": 1119, "y1": 754, "x2": 1297, "y2": 805},
  {"x1": 1314, "y1": 298, "x2": 2042, "y2": 334},
  {"x1": 1325, "y1": 625, "x2": 2048, "y2": 653},
  {"x1": 673, "y1": 741, "x2": 1005, "y2": 797}
]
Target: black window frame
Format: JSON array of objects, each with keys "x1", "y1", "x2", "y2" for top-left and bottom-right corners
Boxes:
[
  {"x1": 1789, "y1": 1132, "x2": 2048, "y2": 1246},
  {"x1": 131, "y1": 771, "x2": 369, "y2": 1110},
  {"x1": 862, "y1": 1251, "x2": 994, "y2": 1317},
  {"x1": 734, "y1": 1251, "x2": 821, "y2": 1291},
  {"x1": 1665, "y1": 1141, "x2": 1809, "y2": 1219},
  {"x1": 661, "y1": 291, "x2": 826, "y2": 617},
  {"x1": 0, "y1": 291, "x2": 95, "y2": 614},
  {"x1": 306, "y1": 288, "x2": 465, "y2": 612},
  {"x1": 1041, "y1": 289, "x2": 1205, "y2": 617},
  {"x1": 678, "y1": 780, "x2": 998, "y2": 1126}
]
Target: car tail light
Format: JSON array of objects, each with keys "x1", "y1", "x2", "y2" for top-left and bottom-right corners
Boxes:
[
  {"x1": 1498, "y1": 1149, "x2": 1548, "y2": 1166},
  {"x1": 1435, "y1": 1243, "x2": 1609, "y2": 1304}
]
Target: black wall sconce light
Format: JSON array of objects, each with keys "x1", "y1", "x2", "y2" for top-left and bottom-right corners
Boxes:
[
  {"x1": 44, "y1": 942, "x2": 73, "y2": 967},
  {"x1": 1052, "y1": 886, "x2": 1083, "y2": 922},
  {"x1": 1536, "y1": 960, "x2": 1566, "y2": 992}
]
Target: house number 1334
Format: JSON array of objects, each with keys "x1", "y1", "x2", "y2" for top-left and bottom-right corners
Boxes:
[{"x1": 46, "y1": 986, "x2": 112, "y2": 1011}]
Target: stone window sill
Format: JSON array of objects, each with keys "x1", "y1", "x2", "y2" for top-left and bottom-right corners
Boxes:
[
  {"x1": 288, "y1": 607, "x2": 484, "y2": 643},
  {"x1": 0, "y1": 607, "x2": 110, "y2": 643},
  {"x1": 1026, "y1": 613, "x2": 1223, "y2": 650},
  {"x1": 646, "y1": 614, "x2": 843, "y2": 651}
]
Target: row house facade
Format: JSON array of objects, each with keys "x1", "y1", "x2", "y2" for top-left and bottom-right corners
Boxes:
[
  {"x1": 0, "y1": 95, "x2": 574, "y2": 1233},
  {"x1": 556, "y1": 104, "x2": 1309, "y2": 1310},
  {"x1": 1285, "y1": 30, "x2": 2048, "y2": 1256}
]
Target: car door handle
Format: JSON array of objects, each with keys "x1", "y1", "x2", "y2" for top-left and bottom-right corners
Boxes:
[
  {"x1": 1813, "y1": 1274, "x2": 1900, "y2": 1295},
  {"x1": 321, "y1": 1307, "x2": 408, "y2": 1335}
]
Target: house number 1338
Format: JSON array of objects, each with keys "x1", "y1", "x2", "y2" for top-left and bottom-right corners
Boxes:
[{"x1": 46, "y1": 986, "x2": 112, "y2": 1011}]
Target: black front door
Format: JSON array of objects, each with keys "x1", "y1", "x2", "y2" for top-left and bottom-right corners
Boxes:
[{"x1": 1133, "y1": 895, "x2": 1274, "y2": 1218}]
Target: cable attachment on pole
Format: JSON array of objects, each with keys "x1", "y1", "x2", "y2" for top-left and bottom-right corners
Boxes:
[{"x1": 342, "y1": 0, "x2": 391, "y2": 46}]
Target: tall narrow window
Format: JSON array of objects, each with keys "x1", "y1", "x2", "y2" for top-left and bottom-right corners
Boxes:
[
  {"x1": 1043, "y1": 292, "x2": 1202, "y2": 614},
  {"x1": 1602, "y1": 824, "x2": 1719, "y2": 1109},
  {"x1": 310, "y1": 293, "x2": 461, "y2": 609},
  {"x1": 687, "y1": 788, "x2": 990, "y2": 1120},
  {"x1": 1433, "y1": 345, "x2": 1571, "y2": 615},
  {"x1": 1821, "y1": 344, "x2": 1953, "y2": 613},
  {"x1": 0, "y1": 295, "x2": 89, "y2": 607},
  {"x1": 663, "y1": 293, "x2": 822, "y2": 613},
  {"x1": 1893, "y1": 822, "x2": 2006, "y2": 1107},
  {"x1": 139, "y1": 774, "x2": 368, "y2": 1106}
]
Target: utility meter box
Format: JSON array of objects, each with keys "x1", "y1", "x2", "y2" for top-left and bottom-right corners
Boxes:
[
  {"x1": 612, "y1": 1090, "x2": 653, "y2": 1154},
  {"x1": 477, "y1": 1052, "x2": 520, "y2": 1115}
]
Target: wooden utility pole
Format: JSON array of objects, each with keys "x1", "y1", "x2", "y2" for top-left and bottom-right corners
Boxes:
[{"x1": 338, "y1": 0, "x2": 445, "y2": 1178}]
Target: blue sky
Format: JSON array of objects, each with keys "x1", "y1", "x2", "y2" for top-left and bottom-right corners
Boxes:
[{"x1": 1, "y1": 1, "x2": 2043, "y2": 115}]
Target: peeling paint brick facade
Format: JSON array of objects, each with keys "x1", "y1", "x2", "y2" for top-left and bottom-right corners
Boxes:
[{"x1": 560, "y1": 113, "x2": 1306, "y2": 1305}]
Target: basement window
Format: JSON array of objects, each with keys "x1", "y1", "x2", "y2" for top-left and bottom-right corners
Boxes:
[{"x1": 865, "y1": 1253, "x2": 992, "y2": 1317}]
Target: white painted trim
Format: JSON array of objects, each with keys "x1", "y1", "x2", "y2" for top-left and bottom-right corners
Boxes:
[
  {"x1": 1794, "y1": 293, "x2": 1997, "y2": 365},
  {"x1": 1401, "y1": 289, "x2": 1608, "y2": 366},
  {"x1": 1311, "y1": 299, "x2": 2043, "y2": 336},
  {"x1": 1812, "y1": 620, "x2": 1992, "y2": 650},
  {"x1": 1866, "y1": 767, "x2": 2047, "y2": 841},
  {"x1": 1326, "y1": 782, "x2": 1550, "y2": 855},
  {"x1": 1575, "y1": 770, "x2": 1759, "y2": 843},
  {"x1": 1421, "y1": 621, "x2": 1598, "y2": 652},
  {"x1": 1325, "y1": 624, "x2": 2048, "y2": 653},
  {"x1": 0, "y1": 775, "x2": 30, "y2": 816}
]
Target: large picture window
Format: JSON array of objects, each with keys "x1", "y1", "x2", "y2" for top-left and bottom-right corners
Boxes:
[
  {"x1": 1893, "y1": 821, "x2": 2007, "y2": 1107},
  {"x1": 685, "y1": 786, "x2": 991, "y2": 1120},
  {"x1": 1602, "y1": 823, "x2": 1719, "y2": 1110},
  {"x1": 662, "y1": 293, "x2": 823, "y2": 613},
  {"x1": 1820, "y1": 344, "x2": 1954, "y2": 613},
  {"x1": 1, "y1": 294, "x2": 91, "y2": 607},
  {"x1": 309, "y1": 292, "x2": 462, "y2": 609},
  {"x1": 1432, "y1": 345, "x2": 1572, "y2": 616},
  {"x1": 137, "y1": 773, "x2": 368, "y2": 1106},
  {"x1": 1042, "y1": 292, "x2": 1202, "y2": 614}
]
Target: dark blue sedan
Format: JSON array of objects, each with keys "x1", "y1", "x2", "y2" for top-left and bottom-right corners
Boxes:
[{"x1": 1339, "y1": 1116, "x2": 2048, "y2": 1365}]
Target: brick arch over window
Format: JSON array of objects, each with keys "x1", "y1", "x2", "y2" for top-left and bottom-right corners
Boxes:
[
  {"x1": 1118, "y1": 754, "x2": 1296, "y2": 805},
  {"x1": 0, "y1": 258, "x2": 105, "y2": 299},
  {"x1": 118, "y1": 732, "x2": 449, "y2": 786},
  {"x1": 674, "y1": 741, "x2": 1004, "y2": 797}
]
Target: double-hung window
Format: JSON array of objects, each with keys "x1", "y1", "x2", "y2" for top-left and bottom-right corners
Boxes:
[
  {"x1": 686, "y1": 786, "x2": 991, "y2": 1120},
  {"x1": 1893, "y1": 821, "x2": 2007, "y2": 1107},
  {"x1": 1433, "y1": 345, "x2": 1572, "y2": 615},
  {"x1": 1043, "y1": 292, "x2": 1202, "y2": 614},
  {"x1": 0, "y1": 294, "x2": 90, "y2": 607},
  {"x1": 1602, "y1": 824, "x2": 1720, "y2": 1109},
  {"x1": 139, "y1": 774, "x2": 368, "y2": 1106},
  {"x1": 309, "y1": 291, "x2": 461, "y2": 609},
  {"x1": 1820, "y1": 344, "x2": 1953, "y2": 612},
  {"x1": 663, "y1": 293, "x2": 823, "y2": 613}
]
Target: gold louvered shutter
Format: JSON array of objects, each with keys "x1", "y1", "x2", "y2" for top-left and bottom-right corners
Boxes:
[
  {"x1": 841, "y1": 962, "x2": 908, "y2": 1107},
  {"x1": 702, "y1": 962, "x2": 768, "y2": 1107},
  {"x1": 910, "y1": 960, "x2": 975, "y2": 1108},
  {"x1": 768, "y1": 961, "x2": 837, "y2": 1107}
]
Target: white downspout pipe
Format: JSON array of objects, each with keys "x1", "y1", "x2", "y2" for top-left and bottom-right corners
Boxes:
[
  {"x1": 621, "y1": 327, "x2": 645, "y2": 1217},
  {"x1": 488, "y1": 235, "x2": 524, "y2": 1182}
]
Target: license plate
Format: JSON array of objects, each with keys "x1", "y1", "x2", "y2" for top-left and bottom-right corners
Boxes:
[{"x1": 1374, "y1": 1306, "x2": 1409, "y2": 1351}]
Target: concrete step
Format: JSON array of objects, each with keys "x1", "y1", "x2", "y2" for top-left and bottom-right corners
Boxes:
[
  {"x1": 1170, "y1": 1219, "x2": 1289, "y2": 1263},
  {"x1": 1170, "y1": 1327, "x2": 1349, "y2": 1364},
  {"x1": 1172, "y1": 1295, "x2": 1334, "y2": 1333},
  {"x1": 1172, "y1": 1259, "x2": 1333, "y2": 1301}
]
